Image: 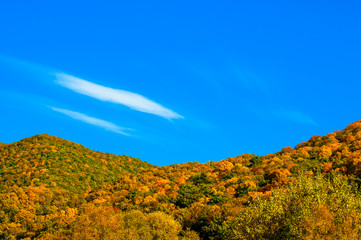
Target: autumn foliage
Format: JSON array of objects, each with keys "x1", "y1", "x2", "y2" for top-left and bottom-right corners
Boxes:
[{"x1": 2, "y1": 121, "x2": 361, "y2": 239}]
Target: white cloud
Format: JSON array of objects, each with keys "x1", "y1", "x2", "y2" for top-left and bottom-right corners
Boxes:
[
  {"x1": 50, "y1": 107, "x2": 131, "y2": 135},
  {"x1": 54, "y1": 73, "x2": 183, "y2": 120}
]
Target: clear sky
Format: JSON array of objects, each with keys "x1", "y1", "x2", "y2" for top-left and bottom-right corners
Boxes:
[{"x1": 0, "y1": 1, "x2": 360, "y2": 166}]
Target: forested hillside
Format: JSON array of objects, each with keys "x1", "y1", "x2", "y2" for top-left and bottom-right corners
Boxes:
[{"x1": 2, "y1": 121, "x2": 361, "y2": 239}]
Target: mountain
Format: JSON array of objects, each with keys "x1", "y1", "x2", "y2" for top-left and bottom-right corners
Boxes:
[
  {"x1": 2, "y1": 122, "x2": 361, "y2": 239},
  {"x1": 0, "y1": 134, "x2": 154, "y2": 193}
]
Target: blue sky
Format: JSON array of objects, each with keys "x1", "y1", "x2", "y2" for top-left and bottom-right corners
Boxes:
[{"x1": 0, "y1": 1, "x2": 360, "y2": 166}]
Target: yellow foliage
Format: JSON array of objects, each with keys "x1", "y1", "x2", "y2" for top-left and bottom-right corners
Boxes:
[
  {"x1": 243, "y1": 180, "x2": 257, "y2": 190},
  {"x1": 267, "y1": 168, "x2": 291, "y2": 183},
  {"x1": 299, "y1": 205, "x2": 334, "y2": 240}
]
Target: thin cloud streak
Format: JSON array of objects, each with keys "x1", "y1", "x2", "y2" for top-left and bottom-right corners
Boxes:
[
  {"x1": 233, "y1": 67, "x2": 269, "y2": 95},
  {"x1": 54, "y1": 73, "x2": 183, "y2": 120},
  {"x1": 50, "y1": 107, "x2": 132, "y2": 135},
  {"x1": 270, "y1": 109, "x2": 317, "y2": 125}
]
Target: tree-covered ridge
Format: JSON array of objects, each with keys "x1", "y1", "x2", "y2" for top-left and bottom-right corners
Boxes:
[
  {"x1": 0, "y1": 134, "x2": 154, "y2": 193},
  {"x1": 0, "y1": 143, "x2": 8, "y2": 150},
  {"x1": 2, "y1": 122, "x2": 361, "y2": 239}
]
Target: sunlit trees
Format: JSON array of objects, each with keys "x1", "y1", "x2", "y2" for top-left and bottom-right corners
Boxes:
[
  {"x1": 229, "y1": 173, "x2": 361, "y2": 239},
  {"x1": 3, "y1": 121, "x2": 361, "y2": 238}
]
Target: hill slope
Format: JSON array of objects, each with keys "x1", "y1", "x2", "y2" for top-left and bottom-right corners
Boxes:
[
  {"x1": 0, "y1": 134, "x2": 154, "y2": 192},
  {"x1": 2, "y1": 122, "x2": 361, "y2": 239}
]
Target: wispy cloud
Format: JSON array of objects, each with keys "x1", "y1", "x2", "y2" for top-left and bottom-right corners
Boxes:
[
  {"x1": 249, "y1": 105, "x2": 317, "y2": 125},
  {"x1": 54, "y1": 73, "x2": 183, "y2": 120},
  {"x1": 50, "y1": 107, "x2": 132, "y2": 135},
  {"x1": 270, "y1": 109, "x2": 317, "y2": 125},
  {"x1": 233, "y1": 67, "x2": 269, "y2": 94}
]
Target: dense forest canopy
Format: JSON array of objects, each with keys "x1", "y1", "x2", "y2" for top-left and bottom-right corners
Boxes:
[{"x1": 2, "y1": 121, "x2": 361, "y2": 239}]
